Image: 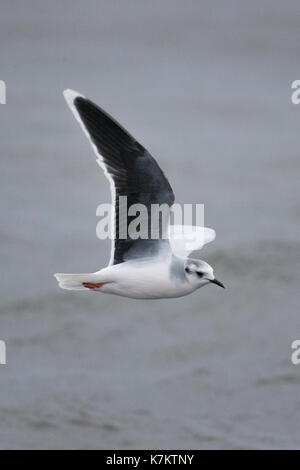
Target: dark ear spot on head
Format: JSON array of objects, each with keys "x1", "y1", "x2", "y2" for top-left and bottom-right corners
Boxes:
[{"x1": 185, "y1": 267, "x2": 191, "y2": 274}]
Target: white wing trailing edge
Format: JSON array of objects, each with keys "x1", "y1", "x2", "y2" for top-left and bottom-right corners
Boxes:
[{"x1": 168, "y1": 225, "x2": 216, "y2": 257}]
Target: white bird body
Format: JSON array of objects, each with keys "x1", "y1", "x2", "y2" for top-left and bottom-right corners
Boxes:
[
  {"x1": 98, "y1": 257, "x2": 183, "y2": 299},
  {"x1": 56, "y1": 255, "x2": 204, "y2": 299},
  {"x1": 54, "y1": 90, "x2": 224, "y2": 299}
]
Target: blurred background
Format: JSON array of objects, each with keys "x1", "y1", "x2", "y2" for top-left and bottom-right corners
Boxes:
[{"x1": 1, "y1": 0, "x2": 300, "y2": 449}]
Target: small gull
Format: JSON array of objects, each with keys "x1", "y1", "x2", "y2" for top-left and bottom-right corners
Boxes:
[{"x1": 54, "y1": 90, "x2": 224, "y2": 299}]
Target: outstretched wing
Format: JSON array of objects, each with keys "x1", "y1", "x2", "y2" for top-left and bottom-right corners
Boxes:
[
  {"x1": 168, "y1": 225, "x2": 216, "y2": 257},
  {"x1": 63, "y1": 90, "x2": 175, "y2": 265}
]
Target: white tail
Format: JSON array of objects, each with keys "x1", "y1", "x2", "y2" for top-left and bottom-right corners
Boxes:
[{"x1": 54, "y1": 272, "x2": 99, "y2": 291}]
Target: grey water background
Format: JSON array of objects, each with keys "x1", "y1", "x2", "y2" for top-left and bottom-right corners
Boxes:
[{"x1": 1, "y1": 0, "x2": 300, "y2": 449}]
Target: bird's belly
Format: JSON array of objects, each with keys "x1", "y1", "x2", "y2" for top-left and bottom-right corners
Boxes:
[
  {"x1": 101, "y1": 276, "x2": 192, "y2": 299},
  {"x1": 96, "y1": 258, "x2": 194, "y2": 299}
]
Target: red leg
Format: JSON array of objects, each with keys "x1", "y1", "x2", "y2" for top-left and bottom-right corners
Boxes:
[{"x1": 83, "y1": 282, "x2": 107, "y2": 290}]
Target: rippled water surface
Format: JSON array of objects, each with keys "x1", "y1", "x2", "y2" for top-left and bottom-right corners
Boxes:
[{"x1": 1, "y1": 0, "x2": 300, "y2": 449}]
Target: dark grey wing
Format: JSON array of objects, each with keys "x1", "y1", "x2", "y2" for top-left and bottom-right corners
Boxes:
[{"x1": 64, "y1": 90, "x2": 175, "y2": 265}]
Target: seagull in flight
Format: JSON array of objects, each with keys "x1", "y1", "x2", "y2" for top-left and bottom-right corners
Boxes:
[{"x1": 54, "y1": 90, "x2": 224, "y2": 299}]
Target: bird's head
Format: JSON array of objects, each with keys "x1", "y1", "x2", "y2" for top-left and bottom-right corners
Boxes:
[{"x1": 184, "y1": 258, "x2": 225, "y2": 290}]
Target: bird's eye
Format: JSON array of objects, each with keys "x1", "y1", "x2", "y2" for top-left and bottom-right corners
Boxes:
[{"x1": 197, "y1": 272, "x2": 204, "y2": 278}]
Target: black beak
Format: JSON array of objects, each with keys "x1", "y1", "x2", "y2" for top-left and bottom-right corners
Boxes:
[{"x1": 210, "y1": 278, "x2": 225, "y2": 289}]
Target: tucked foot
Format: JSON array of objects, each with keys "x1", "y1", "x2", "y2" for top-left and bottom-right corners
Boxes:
[{"x1": 83, "y1": 282, "x2": 106, "y2": 290}]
